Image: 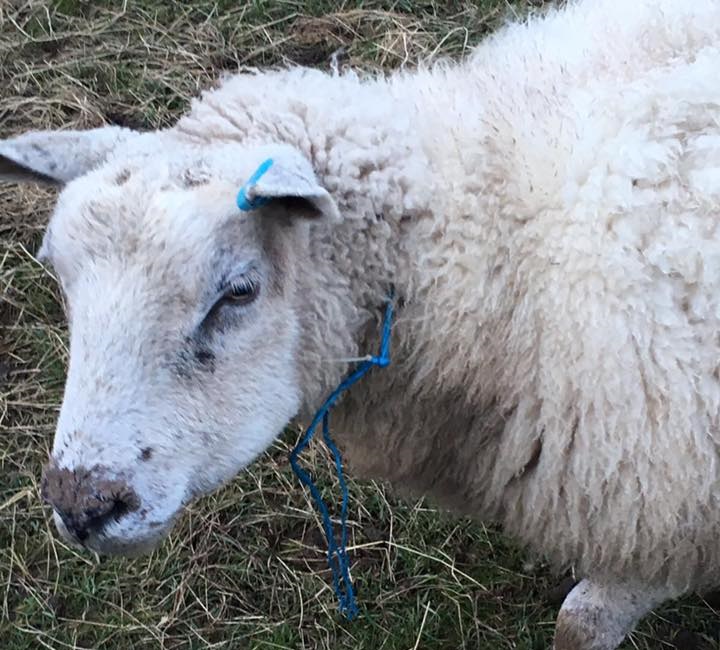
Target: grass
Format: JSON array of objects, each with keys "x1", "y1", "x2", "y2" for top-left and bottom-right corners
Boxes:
[{"x1": 0, "y1": 1, "x2": 719, "y2": 648}]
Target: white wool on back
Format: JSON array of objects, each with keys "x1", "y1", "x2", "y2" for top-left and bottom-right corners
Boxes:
[{"x1": 175, "y1": 0, "x2": 720, "y2": 592}]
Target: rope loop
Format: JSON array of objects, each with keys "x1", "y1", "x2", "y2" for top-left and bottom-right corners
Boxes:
[{"x1": 289, "y1": 292, "x2": 395, "y2": 620}]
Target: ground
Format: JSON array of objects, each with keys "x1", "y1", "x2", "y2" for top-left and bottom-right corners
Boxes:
[{"x1": 0, "y1": 1, "x2": 719, "y2": 649}]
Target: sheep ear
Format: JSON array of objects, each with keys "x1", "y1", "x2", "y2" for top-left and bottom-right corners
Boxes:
[
  {"x1": 237, "y1": 146, "x2": 340, "y2": 221},
  {"x1": 0, "y1": 126, "x2": 138, "y2": 185}
]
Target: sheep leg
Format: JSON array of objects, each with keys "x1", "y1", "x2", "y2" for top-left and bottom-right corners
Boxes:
[{"x1": 554, "y1": 578, "x2": 672, "y2": 650}]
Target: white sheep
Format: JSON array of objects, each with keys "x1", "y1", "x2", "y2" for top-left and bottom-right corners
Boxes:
[{"x1": 3, "y1": 0, "x2": 720, "y2": 647}]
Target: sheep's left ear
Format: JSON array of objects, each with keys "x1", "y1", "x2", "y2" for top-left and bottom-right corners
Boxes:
[
  {"x1": 0, "y1": 126, "x2": 138, "y2": 185},
  {"x1": 237, "y1": 146, "x2": 340, "y2": 221}
]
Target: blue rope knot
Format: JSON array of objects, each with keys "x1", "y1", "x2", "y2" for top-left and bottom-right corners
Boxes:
[
  {"x1": 289, "y1": 294, "x2": 395, "y2": 620},
  {"x1": 370, "y1": 355, "x2": 390, "y2": 368}
]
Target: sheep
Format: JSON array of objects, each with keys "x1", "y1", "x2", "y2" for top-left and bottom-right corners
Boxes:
[{"x1": 2, "y1": 0, "x2": 720, "y2": 647}]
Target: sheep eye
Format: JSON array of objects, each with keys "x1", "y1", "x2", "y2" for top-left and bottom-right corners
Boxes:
[{"x1": 222, "y1": 279, "x2": 258, "y2": 306}]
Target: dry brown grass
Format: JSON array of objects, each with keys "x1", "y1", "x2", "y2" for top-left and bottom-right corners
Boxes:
[{"x1": 1, "y1": 1, "x2": 719, "y2": 649}]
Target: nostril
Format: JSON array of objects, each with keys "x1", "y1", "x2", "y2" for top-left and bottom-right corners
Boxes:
[
  {"x1": 109, "y1": 496, "x2": 133, "y2": 521},
  {"x1": 72, "y1": 522, "x2": 90, "y2": 542},
  {"x1": 83, "y1": 495, "x2": 133, "y2": 529},
  {"x1": 41, "y1": 462, "x2": 140, "y2": 542}
]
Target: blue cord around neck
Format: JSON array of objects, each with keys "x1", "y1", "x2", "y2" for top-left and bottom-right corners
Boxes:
[{"x1": 289, "y1": 294, "x2": 394, "y2": 620}]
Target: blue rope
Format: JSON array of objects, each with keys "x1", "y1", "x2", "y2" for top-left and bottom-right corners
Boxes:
[{"x1": 290, "y1": 295, "x2": 395, "y2": 620}]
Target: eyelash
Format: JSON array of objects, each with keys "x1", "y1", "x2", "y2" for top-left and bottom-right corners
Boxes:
[
  {"x1": 222, "y1": 277, "x2": 258, "y2": 306},
  {"x1": 199, "y1": 272, "x2": 261, "y2": 331}
]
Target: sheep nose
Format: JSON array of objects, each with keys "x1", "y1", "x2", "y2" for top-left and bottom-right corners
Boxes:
[{"x1": 41, "y1": 463, "x2": 140, "y2": 542}]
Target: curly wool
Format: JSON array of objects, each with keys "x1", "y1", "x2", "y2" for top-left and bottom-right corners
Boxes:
[{"x1": 177, "y1": 0, "x2": 720, "y2": 592}]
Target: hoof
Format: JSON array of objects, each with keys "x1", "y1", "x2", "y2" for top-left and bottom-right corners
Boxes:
[
  {"x1": 554, "y1": 606, "x2": 618, "y2": 650},
  {"x1": 553, "y1": 578, "x2": 675, "y2": 650}
]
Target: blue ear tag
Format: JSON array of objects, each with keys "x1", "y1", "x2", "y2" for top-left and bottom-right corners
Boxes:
[{"x1": 237, "y1": 158, "x2": 275, "y2": 211}]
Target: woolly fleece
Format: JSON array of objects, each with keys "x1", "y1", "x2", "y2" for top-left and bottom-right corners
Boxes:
[{"x1": 176, "y1": 0, "x2": 720, "y2": 593}]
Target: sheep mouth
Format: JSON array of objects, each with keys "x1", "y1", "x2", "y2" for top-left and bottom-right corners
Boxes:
[{"x1": 53, "y1": 510, "x2": 174, "y2": 557}]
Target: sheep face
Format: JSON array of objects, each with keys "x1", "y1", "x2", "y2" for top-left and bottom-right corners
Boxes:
[{"x1": 1, "y1": 128, "x2": 338, "y2": 555}]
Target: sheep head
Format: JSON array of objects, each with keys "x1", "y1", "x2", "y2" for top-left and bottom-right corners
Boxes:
[{"x1": 2, "y1": 127, "x2": 339, "y2": 556}]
